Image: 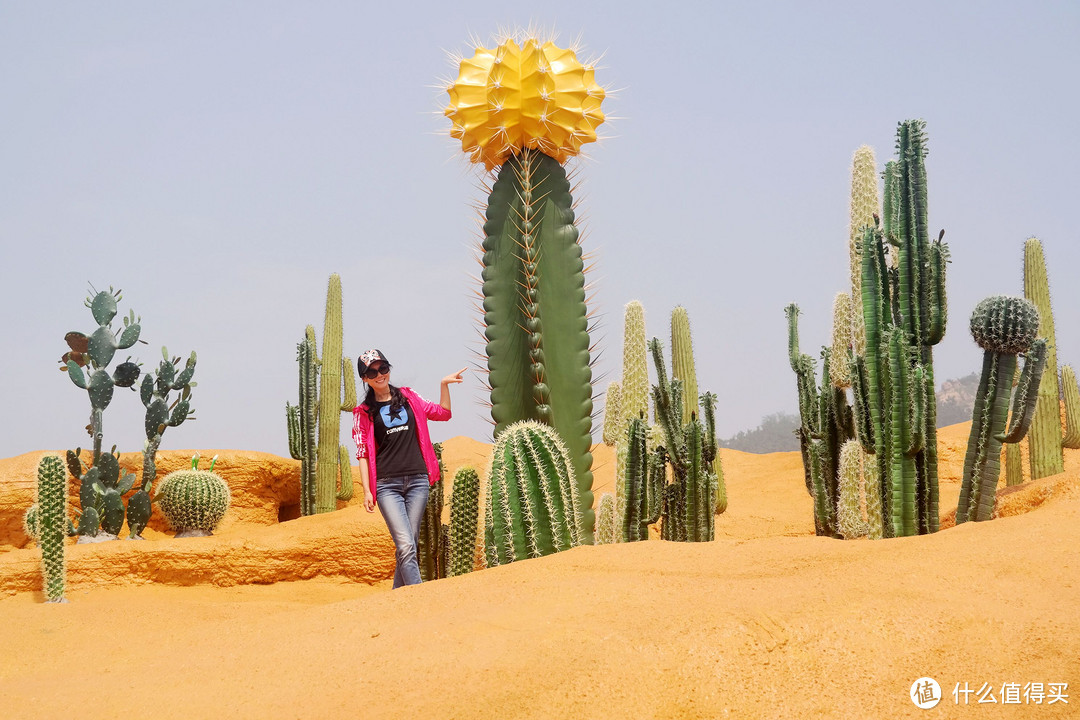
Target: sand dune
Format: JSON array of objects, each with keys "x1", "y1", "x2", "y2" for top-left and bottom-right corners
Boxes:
[{"x1": 1, "y1": 424, "x2": 1077, "y2": 719}]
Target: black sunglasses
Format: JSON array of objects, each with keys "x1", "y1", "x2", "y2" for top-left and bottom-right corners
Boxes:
[{"x1": 363, "y1": 362, "x2": 391, "y2": 380}]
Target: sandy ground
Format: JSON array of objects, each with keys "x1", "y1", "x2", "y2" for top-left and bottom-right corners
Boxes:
[{"x1": 1, "y1": 425, "x2": 1078, "y2": 719}]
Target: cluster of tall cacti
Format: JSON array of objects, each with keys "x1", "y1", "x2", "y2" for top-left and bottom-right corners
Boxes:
[
  {"x1": 416, "y1": 455, "x2": 483, "y2": 581},
  {"x1": 785, "y1": 304, "x2": 854, "y2": 538},
  {"x1": 788, "y1": 121, "x2": 949, "y2": 539},
  {"x1": 649, "y1": 339, "x2": 718, "y2": 542},
  {"x1": 286, "y1": 274, "x2": 356, "y2": 516},
  {"x1": 958, "y1": 296, "x2": 1046, "y2": 522},
  {"x1": 61, "y1": 286, "x2": 197, "y2": 539}
]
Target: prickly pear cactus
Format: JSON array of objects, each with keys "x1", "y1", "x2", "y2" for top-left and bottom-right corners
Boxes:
[{"x1": 157, "y1": 455, "x2": 231, "y2": 536}]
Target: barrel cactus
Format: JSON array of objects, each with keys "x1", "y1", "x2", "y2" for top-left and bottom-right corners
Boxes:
[
  {"x1": 157, "y1": 455, "x2": 231, "y2": 537},
  {"x1": 957, "y1": 297, "x2": 1047, "y2": 523},
  {"x1": 446, "y1": 32, "x2": 604, "y2": 544},
  {"x1": 484, "y1": 420, "x2": 583, "y2": 565}
]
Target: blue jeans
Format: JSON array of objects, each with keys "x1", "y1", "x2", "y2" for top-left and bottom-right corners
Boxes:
[{"x1": 376, "y1": 473, "x2": 429, "y2": 588}]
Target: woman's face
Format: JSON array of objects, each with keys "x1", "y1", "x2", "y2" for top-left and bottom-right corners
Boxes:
[{"x1": 362, "y1": 361, "x2": 392, "y2": 393}]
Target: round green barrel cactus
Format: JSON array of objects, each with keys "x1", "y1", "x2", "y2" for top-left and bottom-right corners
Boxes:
[
  {"x1": 484, "y1": 421, "x2": 583, "y2": 565},
  {"x1": 36, "y1": 455, "x2": 68, "y2": 602},
  {"x1": 157, "y1": 455, "x2": 231, "y2": 537}
]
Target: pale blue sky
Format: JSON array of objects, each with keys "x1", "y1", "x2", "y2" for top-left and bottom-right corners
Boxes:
[{"x1": 2, "y1": 1, "x2": 1078, "y2": 459}]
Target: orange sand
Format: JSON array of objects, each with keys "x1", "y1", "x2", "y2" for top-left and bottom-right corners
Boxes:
[{"x1": 1, "y1": 425, "x2": 1078, "y2": 719}]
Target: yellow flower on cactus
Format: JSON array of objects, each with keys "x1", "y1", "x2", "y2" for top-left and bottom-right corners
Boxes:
[{"x1": 445, "y1": 36, "x2": 606, "y2": 170}]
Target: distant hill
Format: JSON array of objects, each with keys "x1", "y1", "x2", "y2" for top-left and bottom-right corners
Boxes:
[{"x1": 721, "y1": 373, "x2": 982, "y2": 454}]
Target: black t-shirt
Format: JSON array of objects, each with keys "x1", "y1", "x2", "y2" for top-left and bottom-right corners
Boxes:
[{"x1": 372, "y1": 399, "x2": 427, "y2": 478}]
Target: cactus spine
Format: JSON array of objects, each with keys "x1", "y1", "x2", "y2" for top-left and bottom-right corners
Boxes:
[
  {"x1": 484, "y1": 420, "x2": 583, "y2": 565},
  {"x1": 480, "y1": 149, "x2": 595, "y2": 543},
  {"x1": 1023, "y1": 237, "x2": 1065, "y2": 479},
  {"x1": 1062, "y1": 365, "x2": 1080, "y2": 449},
  {"x1": 448, "y1": 467, "x2": 480, "y2": 576},
  {"x1": 37, "y1": 455, "x2": 68, "y2": 602},
  {"x1": 957, "y1": 297, "x2": 1046, "y2": 523},
  {"x1": 851, "y1": 120, "x2": 948, "y2": 537}
]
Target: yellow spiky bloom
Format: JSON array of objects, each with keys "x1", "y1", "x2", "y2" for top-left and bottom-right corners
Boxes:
[{"x1": 445, "y1": 37, "x2": 606, "y2": 170}]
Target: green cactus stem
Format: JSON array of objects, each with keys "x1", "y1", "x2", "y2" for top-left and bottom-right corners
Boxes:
[
  {"x1": 958, "y1": 296, "x2": 1046, "y2": 523},
  {"x1": 480, "y1": 148, "x2": 595, "y2": 543},
  {"x1": 595, "y1": 493, "x2": 616, "y2": 545},
  {"x1": 484, "y1": 420, "x2": 583, "y2": 565},
  {"x1": 37, "y1": 455, "x2": 68, "y2": 602},
  {"x1": 287, "y1": 326, "x2": 320, "y2": 516},
  {"x1": 314, "y1": 274, "x2": 358, "y2": 515},
  {"x1": 601, "y1": 381, "x2": 622, "y2": 447},
  {"x1": 1023, "y1": 237, "x2": 1064, "y2": 479},
  {"x1": 848, "y1": 145, "x2": 880, "y2": 359},
  {"x1": 622, "y1": 414, "x2": 651, "y2": 542},
  {"x1": 836, "y1": 440, "x2": 867, "y2": 538},
  {"x1": 1062, "y1": 365, "x2": 1080, "y2": 450},
  {"x1": 830, "y1": 292, "x2": 854, "y2": 390},
  {"x1": 336, "y1": 445, "x2": 354, "y2": 502},
  {"x1": 448, "y1": 467, "x2": 480, "y2": 576},
  {"x1": 619, "y1": 301, "x2": 650, "y2": 428},
  {"x1": 670, "y1": 306, "x2": 698, "y2": 424},
  {"x1": 418, "y1": 443, "x2": 448, "y2": 582}
]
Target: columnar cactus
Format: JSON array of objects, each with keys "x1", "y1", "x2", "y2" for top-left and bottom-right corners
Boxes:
[
  {"x1": 601, "y1": 381, "x2": 622, "y2": 447},
  {"x1": 829, "y1": 292, "x2": 853, "y2": 389},
  {"x1": 315, "y1": 274, "x2": 357, "y2": 514},
  {"x1": 595, "y1": 493, "x2": 616, "y2": 545},
  {"x1": 448, "y1": 467, "x2": 480, "y2": 576},
  {"x1": 848, "y1": 145, "x2": 880, "y2": 359},
  {"x1": 157, "y1": 454, "x2": 231, "y2": 536},
  {"x1": 287, "y1": 326, "x2": 319, "y2": 516},
  {"x1": 1023, "y1": 237, "x2": 1065, "y2": 479},
  {"x1": 851, "y1": 120, "x2": 949, "y2": 537},
  {"x1": 484, "y1": 420, "x2": 583, "y2": 565},
  {"x1": 957, "y1": 297, "x2": 1047, "y2": 523},
  {"x1": 650, "y1": 339, "x2": 717, "y2": 542},
  {"x1": 36, "y1": 455, "x2": 68, "y2": 602},
  {"x1": 620, "y1": 301, "x2": 650, "y2": 427},
  {"x1": 836, "y1": 440, "x2": 868, "y2": 538},
  {"x1": 785, "y1": 304, "x2": 855, "y2": 537},
  {"x1": 445, "y1": 34, "x2": 607, "y2": 545},
  {"x1": 1061, "y1": 365, "x2": 1080, "y2": 450},
  {"x1": 418, "y1": 443, "x2": 448, "y2": 582}
]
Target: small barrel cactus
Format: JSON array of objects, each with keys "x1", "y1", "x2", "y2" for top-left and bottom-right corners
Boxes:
[
  {"x1": 484, "y1": 420, "x2": 583, "y2": 565},
  {"x1": 157, "y1": 454, "x2": 230, "y2": 537}
]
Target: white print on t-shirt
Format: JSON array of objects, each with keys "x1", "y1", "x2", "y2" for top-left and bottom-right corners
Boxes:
[{"x1": 386, "y1": 426, "x2": 408, "y2": 435}]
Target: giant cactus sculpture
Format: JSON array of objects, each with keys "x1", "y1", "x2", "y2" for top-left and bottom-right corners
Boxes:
[
  {"x1": 1023, "y1": 237, "x2": 1064, "y2": 478},
  {"x1": 957, "y1": 297, "x2": 1046, "y2": 523},
  {"x1": 446, "y1": 33, "x2": 604, "y2": 544},
  {"x1": 484, "y1": 420, "x2": 583, "y2": 565}
]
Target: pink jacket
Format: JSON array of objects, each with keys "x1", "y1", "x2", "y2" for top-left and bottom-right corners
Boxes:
[{"x1": 351, "y1": 386, "x2": 451, "y2": 496}]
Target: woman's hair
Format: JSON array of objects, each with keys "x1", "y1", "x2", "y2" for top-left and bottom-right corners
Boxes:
[{"x1": 364, "y1": 383, "x2": 407, "y2": 421}]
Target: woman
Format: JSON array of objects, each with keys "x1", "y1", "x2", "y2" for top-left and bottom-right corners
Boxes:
[{"x1": 351, "y1": 348, "x2": 466, "y2": 588}]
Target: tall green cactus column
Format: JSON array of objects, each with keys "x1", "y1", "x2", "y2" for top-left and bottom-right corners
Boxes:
[
  {"x1": 481, "y1": 149, "x2": 595, "y2": 543},
  {"x1": 1023, "y1": 237, "x2": 1064, "y2": 479},
  {"x1": 314, "y1": 274, "x2": 357, "y2": 514},
  {"x1": 958, "y1": 297, "x2": 1046, "y2": 523},
  {"x1": 287, "y1": 325, "x2": 320, "y2": 516},
  {"x1": 36, "y1": 455, "x2": 68, "y2": 603}
]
